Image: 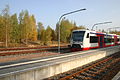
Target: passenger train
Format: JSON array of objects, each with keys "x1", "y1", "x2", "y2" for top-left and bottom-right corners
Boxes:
[{"x1": 70, "y1": 29, "x2": 120, "y2": 51}]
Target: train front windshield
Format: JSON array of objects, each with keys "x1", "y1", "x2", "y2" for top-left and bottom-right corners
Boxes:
[{"x1": 72, "y1": 31, "x2": 85, "y2": 41}]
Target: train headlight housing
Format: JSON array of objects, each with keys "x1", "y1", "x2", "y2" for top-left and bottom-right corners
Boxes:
[{"x1": 80, "y1": 42, "x2": 83, "y2": 45}]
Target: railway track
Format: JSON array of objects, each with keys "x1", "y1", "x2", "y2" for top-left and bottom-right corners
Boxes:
[
  {"x1": 45, "y1": 51, "x2": 120, "y2": 80},
  {"x1": 0, "y1": 46, "x2": 70, "y2": 63},
  {"x1": 0, "y1": 46, "x2": 70, "y2": 56},
  {"x1": 0, "y1": 46, "x2": 65, "y2": 51}
]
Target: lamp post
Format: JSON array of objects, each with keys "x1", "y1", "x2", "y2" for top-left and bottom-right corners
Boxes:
[
  {"x1": 91, "y1": 22, "x2": 112, "y2": 31},
  {"x1": 107, "y1": 27, "x2": 120, "y2": 33},
  {"x1": 58, "y1": 8, "x2": 86, "y2": 53}
]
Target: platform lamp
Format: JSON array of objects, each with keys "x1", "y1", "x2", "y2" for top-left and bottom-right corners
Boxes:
[
  {"x1": 58, "y1": 8, "x2": 86, "y2": 53},
  {"x1": 107, "y1": 27, "x2": 120, "y2": 34},
  {"x1": 91, "y1": 22, "x2": 112, "y2": 31}
]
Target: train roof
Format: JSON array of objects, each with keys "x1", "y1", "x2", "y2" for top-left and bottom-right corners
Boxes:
[
  {"x1": 72, "y1": 29, "x2": 88, "y2": 32},
  {"x1": 72, "y1": 29, "x2": 104, "y2": 34},
  {"x1": 72, "y1": 29, "x2": 119, "y2": 36}
]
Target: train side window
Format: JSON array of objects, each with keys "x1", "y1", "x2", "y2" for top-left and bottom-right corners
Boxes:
[
  {"x1": 111, "y1": 38, "x2": 114, "y2": 42},
  {"x1": 108, "y1": 38, "x2": 112, "y2": 43},
  {"x1": 119, "y1": 38, "x2": 120, "y2": 41},
  {"x1": 90, "y1": 36, "x2": 98, "y2": 43},
  {"x1": 104, "y1": 38, "x2": 111, "y2": 43},
  {"x1": 86, "y1": 33, "x2": 89, "y2": 38},
  {"x1": 117, "y1": 39, "x2": 119, "y2": 41},
  {"x1": 104, "y1": 38, "x2": 108, "y2": 43}
]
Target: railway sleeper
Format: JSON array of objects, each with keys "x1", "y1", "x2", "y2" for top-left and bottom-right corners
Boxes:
[
  {"x1": 85, "y1": 70, "x2": 99, "y2": 75},
  {"x1": 79, "y1": 72, "x2": 96, "y2": 78},
  {"x1": 89, "y1": 68, "x2": 98, "y2": 72},
  {"x1": 75, "y1": 75, "x2": 91, "y2": 80},
  {"x1": 80, "y1": 72, "x2": 96, "y2": 77},
  {"x1": 93, "y1": 66, "x2": 102, "y2": 70},
  {"x1": 77, "y1": 74, "x2": 99, "y2": 80}
]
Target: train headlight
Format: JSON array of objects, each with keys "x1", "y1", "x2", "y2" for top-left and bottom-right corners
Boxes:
[{"x1": 80, "y1": 42, "x2": 83, "y2": 45}]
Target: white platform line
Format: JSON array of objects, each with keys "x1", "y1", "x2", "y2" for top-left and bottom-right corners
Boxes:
[{"x1": 112, "y1": 71, "x2": 120, "y2": 80}]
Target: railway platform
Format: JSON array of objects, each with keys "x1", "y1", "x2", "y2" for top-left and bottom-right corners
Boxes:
[{"x1": 0, "y1": 46, "x2": 119, "y2": 80}]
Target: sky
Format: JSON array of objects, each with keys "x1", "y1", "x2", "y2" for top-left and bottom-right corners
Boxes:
[{"x1": 0, "y1": 0, "x2": 120, "y2": 31}]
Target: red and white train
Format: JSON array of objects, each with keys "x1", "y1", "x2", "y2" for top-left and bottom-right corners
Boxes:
[{"x1": 70, "y1": 29, "x2": 120, "y2": 51}]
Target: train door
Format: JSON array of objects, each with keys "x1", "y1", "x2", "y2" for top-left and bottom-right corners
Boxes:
[
  {"x1": 99, "y1": 36, "x2": 104, "y2": 48},
  {"x1": 114, "y1": 36, "x2": 117, "y2": 45}
]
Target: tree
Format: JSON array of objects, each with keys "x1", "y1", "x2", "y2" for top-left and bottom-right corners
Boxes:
[
  {"x1": 59, "y1": 19, "x2": 74, "y2": 42},
  {"x1": 110, "y1": 30, "x2": 120, "y2": 35},
  {"x1": 23, "y1": 10, "x2": 29, "y2": 44},
  {"x1": 56, "y1": 19, "x2": 87, "y2": 43},
  {"x1": 2, "y1": 5, "x2": 10, "y2": 47},
  {"x1": 101, "y1": 29, "x2": 106, "y2": 33},
  {"x1": 44, "y1": 26, "x2": 53, "y2": 45},
  {"x1": 10, "y1": 14, "x2": 19, "y2": 43},
  {"x1": 40, "y1": 29, "x2": 46, "y2": 44},
  {"x1": 40, "y1": 26, "x2": 53, "y2": 45},
  {"x1": 78, "y1": 25, "x2": 86, "y2": 29},
  {"x1": 29, "y1": 15, "x2": 37, "y2": 41},
  {"x1": 19, "y1": 10, "x2": 37, "y2": 44},
  {"x1": 18, "y1": 10, "x2": 24, "y2": 43},
  {"x1": 46, "y1": 26, "x2": 53, "y2": 41},
  {"x1": 37, "y1": 22, "x2": 44, "y2": 40},
  {"x1": 0, "y1": 15, "x2": 5, "y2": 42},
  {"x1": 0, "y1": 5, "x2": 41, "y2": 47},
  {"x1": 55, "y1": 22, "x2": 59, "y2": 40},
  {"x1": 51, "y1": 29, "x2": 56, "y2": 41}
]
